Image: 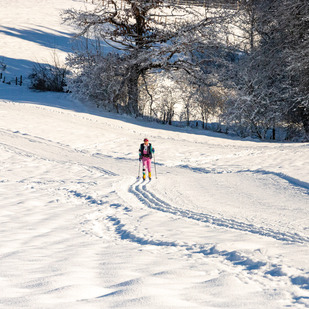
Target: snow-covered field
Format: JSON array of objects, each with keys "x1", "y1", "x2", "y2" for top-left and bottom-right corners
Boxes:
[{"x1": 1, "y1": 1, "x2": 309, "y2": 308}]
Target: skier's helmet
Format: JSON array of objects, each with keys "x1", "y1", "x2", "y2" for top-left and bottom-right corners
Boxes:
[{"x1": 144, "y1": 138, "x2": 149, "y2": 142}]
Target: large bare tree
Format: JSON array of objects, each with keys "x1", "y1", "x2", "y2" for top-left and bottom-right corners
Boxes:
[{"x1": 63, "y1": 0, "x2": 227, "y2": 115}]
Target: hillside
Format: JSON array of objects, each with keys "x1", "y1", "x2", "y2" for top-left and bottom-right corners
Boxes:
[{"x1": 1, "y1": 1, "x2": 309, "y2": 308}]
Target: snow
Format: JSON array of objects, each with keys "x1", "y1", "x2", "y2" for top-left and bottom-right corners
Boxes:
[
  {"x1": 0, "y1": 0, "x2": 87, "y2": 80},
  {"x1": 1, "y1": 0, "x2": 309, "y2": 308}
]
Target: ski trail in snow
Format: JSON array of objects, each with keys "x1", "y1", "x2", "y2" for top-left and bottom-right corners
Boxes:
[
  {"x1": 2, "y1": 124, "x2": 307, "y2": 245},
  {"x1": 0, "y1": 128, "x2": 118, "y2": 177},
  {"x1": 129, "y1": 179, "x2": 309, "y2": 244},
  {"x1": 71, "y1": 178, "x2": 309, "y2": 301},
  {"x1": 177, "y1": 164, "x2": 309, "y2": 194}
]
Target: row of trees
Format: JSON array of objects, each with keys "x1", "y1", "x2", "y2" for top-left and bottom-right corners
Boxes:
[
  {"x1": 223, "y1": 0, "x2": 309, "y2": 140},
  {"x1": 63, "y1": 0, "x2": 309, "y2": 141}
]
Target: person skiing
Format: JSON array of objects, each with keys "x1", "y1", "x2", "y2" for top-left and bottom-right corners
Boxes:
[{"x1": 139, "y1": 138, "x2": 155, "y2": 180}]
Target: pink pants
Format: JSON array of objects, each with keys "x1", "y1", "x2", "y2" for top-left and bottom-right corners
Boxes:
[{"x1": 142, "y1": 157, "x2": 151, "y2": 172}]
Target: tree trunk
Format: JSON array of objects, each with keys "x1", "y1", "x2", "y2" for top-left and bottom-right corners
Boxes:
[
  {"x1": 301, "y1": 109, "x2": 309, "y2": 140},
  {"x1": 127, "y1": 64, "x2": 140, "y2": 116},
  {"x1": 272, "y1": 127, "x2": 276, "y2": 140},
  {"x1": 186, "y1": 104, "x2": 190, "y2": 126}
]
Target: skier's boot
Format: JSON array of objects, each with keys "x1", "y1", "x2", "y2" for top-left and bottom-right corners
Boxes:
[
  {"x1": 148, "y1": 172, "x2": 151, "y2": 180},
  {"x1": 143, "y1": 168, "x2": 146, "y2": 180}
]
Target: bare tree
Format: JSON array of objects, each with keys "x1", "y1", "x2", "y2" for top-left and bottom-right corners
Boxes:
[
  {"x1": 63, "y1": 0, "x2": 229, "y2": 116},
  {"x1": 219, "y1": 0, "x2": 309, "y2": 140},
  {"x1": 279, "y1": 0, "x2": 309, "y2": 139},
  {"x1": 232, "y1": 0, "x2": 264, "y2": 52}
]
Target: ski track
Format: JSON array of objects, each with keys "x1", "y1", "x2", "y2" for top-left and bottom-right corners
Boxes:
[
  {"x1": 129, "y1": 180, "x2": 309, "y2": 244},
  {"x1": 2, "y1": 127, "x2": 308, "y2": 245},
  {"x1": 5, "y1": 127, "x2": 307, "y2": 196},
  {"x1": 177, "y1": 164, "x2": 309, "y2": 194},
  {"x1": 0, "y1": 128, "x2": 118, "y2": 177},
  {"x1": 61, "y1": 178, "x2": 309, "y2": 298}
]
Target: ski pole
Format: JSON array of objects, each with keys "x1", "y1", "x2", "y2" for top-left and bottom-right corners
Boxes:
[
  {"x1": 137, "y1": 159, "x2": 141, "y2": 179},
  {"x1": 153, "y1": 154, "x2": 158, "y2": 179}
]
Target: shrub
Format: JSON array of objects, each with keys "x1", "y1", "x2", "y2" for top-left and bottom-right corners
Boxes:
[{"x1": 29, "y1": 55, "x2": 69, "y2": 92}]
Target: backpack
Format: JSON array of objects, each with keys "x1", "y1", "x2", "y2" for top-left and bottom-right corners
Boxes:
[{"x1": 139, "y1": 143, "x2": 153, "y2": 159}]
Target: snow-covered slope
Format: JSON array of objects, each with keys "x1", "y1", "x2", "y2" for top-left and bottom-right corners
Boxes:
[
  {"x1": 1, "y1": 83, "x2": 309, "y2": 309},
  {"x1": 0, "y1": 0, "x2": 86, "y2": 80},
  {"x1": 1, "y1": 1, "x2": 309, "y2": 308}
]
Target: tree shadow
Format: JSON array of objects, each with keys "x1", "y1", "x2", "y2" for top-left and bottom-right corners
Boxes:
[
  {"x1": 0, "y1": 56, "x2": 47, "y2": 78},
  {"x1": 0, "y1": 26, "x2": 73, "y2": 53}
]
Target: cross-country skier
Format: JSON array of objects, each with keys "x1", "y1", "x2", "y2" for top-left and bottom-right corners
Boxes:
[{"x1": 139, "y1": 138, "x2": 155, "y2": 180}]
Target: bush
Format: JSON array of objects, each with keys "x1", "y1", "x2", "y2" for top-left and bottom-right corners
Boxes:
[{"x1": 29, "y1": 59, "x2": 68, "y2": 92}]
